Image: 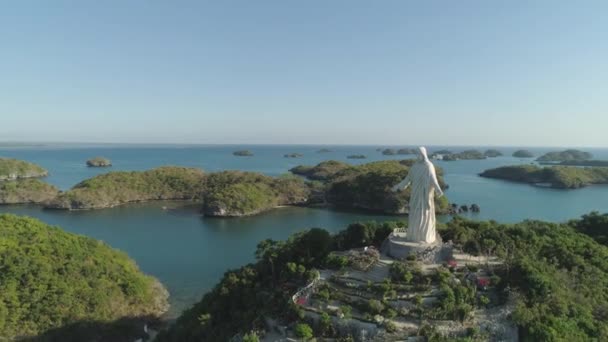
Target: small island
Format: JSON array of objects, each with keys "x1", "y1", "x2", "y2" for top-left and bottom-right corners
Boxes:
[
  {"x1": 346, "y1": 154, "x2": 367, "y2": 159},
  {"x1": 0, "y1": 214, "x2": 168, "y2": 340},
  {"x1": 202, "y1": 171, "x2": 310, "y2": 217},
  {"x1": 0, "y1": 179, "x2": 59, "y2": 204},
  {"x1": 512, "y1": 149, "x2": 534, "y2": 158},
  {"x1": 233, "y1": 150, "x2": 254, "y2": 157},
  {"x1": 46, "y1": 166, "x2": 206, "y2": 210},
  {"x1": 536, "y1": 149, "x2": 593, "y2": 162},
  {"x1": 0, "y1": 158, "x2": 48, "y2": 181},
  {"x1": 483, "y1": 149, "x2": 503, "y2": 157},
  {"x1": 86, "y1": 156, "x2": 112, "y2": 167},
  {"x1": 381, "y1": 148, "x2": 397, "y2": 155},
  {"x1": 284, "y1": 153, "x2": 303, "y2": 158},
  {"x1": 317, "y1": 148, "x2": 332, "y2": 153},
  {"x1": 289, "y1": 160, "x2": 350, "y2": 181},
  {"x1": 441, "y1": 149, "x2": 486, "y2": 161},
  {"x1": 479, "y1": 165, "x2": 608, "y2": 188},
  {"x1": 397, "y1": 148, "x2": 417, "y2": 155}
]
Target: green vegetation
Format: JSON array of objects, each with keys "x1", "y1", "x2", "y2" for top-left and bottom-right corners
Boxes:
[
  {"x1": 0, "y1": 158, "x2": 47, "y2": 180},
  {"x1": 289, "y1": 160, "x2": 350, "y2": 181},
  {"x1": 233, "y1": 150, "x2": 254, "y2": 157},
  {"x1": 346, "y1": 154, "x2": 366, "y2": 159},
  {"x1": 479, "y1": 165, "x2": 608, "y2": 188},
  {"x1": 568, "y1": 211, "x2": 608, "y2": 245},
  {"x1": 536, "y1": 149, "x2": 592, "y2": 162},
  {"x1": 440, "y1": 216, "x2": 608, "y2": 341},
  {"x1": 160, "y1": 214, "x2": 608, "y2": 341},
  {"x1": 382, "y1": 148, "x2": 397, "y2": 155},
  {"x1": 157, "y1": 222, "x2": 399, "y2": 341},
  {"x1": 47, "y1": 166, "x2": 206, "y2": 209},
  {"x1": 202, "y1": 172, "x2": 310, "y2": 216},
  {"x1": 86, "y1": 157, "x2": 112, "y2": 167},
  {"x1": 294, "y1": 323, "x2": 313, "y2": 338},
  {"x1": 0, "y1": 179, "x2": 59, "y2": 204},
  {"x1": 442, "y1": 150, "x2": 486, "y2": 161},
  {"x1": 512, "y1": 150, "x2": 534, "y2": 158},
  {"x1": 542, "y1": 160, "x2": 608, "y2": 167},
  {"x1": 0, "y1": 214, "x2": 168, "y2": 339},
  {"x1": 483, "y1": 149, "x2": 503, "y2": 157}
]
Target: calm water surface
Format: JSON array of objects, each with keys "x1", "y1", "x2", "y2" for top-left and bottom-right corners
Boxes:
[{"x1": 1, "y1": 144, "x2": 608, "y2": 316}]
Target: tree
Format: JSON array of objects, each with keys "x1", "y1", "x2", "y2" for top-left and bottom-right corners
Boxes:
[
  {"x1": 242, "y1": 331, "x2": 260, "y2": 342},
  {"x1": 294, "y1": 323, "x2": 313, "y2": 339}
]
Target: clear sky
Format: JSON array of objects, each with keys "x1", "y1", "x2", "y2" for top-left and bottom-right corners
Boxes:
[{"x1": 1, "y1": 1, "x2": 607, "y2": 146}]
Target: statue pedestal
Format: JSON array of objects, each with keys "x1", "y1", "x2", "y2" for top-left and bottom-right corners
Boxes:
[{"x1": 384, "y1": 232, "x2": 453, "y2": 264}]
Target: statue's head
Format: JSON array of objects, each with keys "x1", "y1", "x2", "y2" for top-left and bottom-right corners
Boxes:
[{"x1": 418, "y1": 146, "x2": 428, "y2": 161}]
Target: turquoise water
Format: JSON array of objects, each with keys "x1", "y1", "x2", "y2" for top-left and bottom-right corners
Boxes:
[{"x1": 1, "y1": 144, "x2": 608, "y2": 316}]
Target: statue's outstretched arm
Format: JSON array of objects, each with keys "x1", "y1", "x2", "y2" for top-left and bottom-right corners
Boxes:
[
  {"x1": 430, "y1": 165, "x2": 443, "y2": 197},
  {"x1": 391, "y1": 173, "x2": 411, "y2": 192}
]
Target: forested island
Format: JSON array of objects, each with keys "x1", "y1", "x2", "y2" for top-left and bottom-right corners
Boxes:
[
  {"x1": 202, "y1": 172, "x2": 310, "y2": 217},
  {"x1": 438, "y1": 150, "x2": 486, "y2": 161},
  {"x1": 380, "y1": 148, "x2": 416, "y2": 155},
  {"x1": 233, "y1": 150, "x2": 254, "y2": 157},
  {"x1": 0, "y1": 214, "x2": 168, "y2": 340},
  {"x1": 346, "y1": 154, "x2": 367, "y2": 159},
  {"x1": 86, "y1": 157, "x2": 112, "y2": 167},
  {"x1": 47, "y1": 167, "x2": 206, "y2": 210},
  {"x1": 0, "y1": 158, "x2": 48, "y2": 180},
  {"x1": 479, "y1": 165, "x2": 608, "y2": 188},
  {"x1": 483, "y1": 149, "x2": 503, "y2": 157},
  {"x1": 536, "y1": 149, "x2": 592, "y2": 162},
  {"x1": 0, "y1": 179, "x2": 59, "y2": 204},
  {"x1": 284, "y1": 153, "x2": 303, "y2": 158},
  {"x1": 291, "y1": 160, "x2": 449, "y2": 214},
  {"x1": 156, "y1": 213, "x2": 608, "y2": 341},
  {"x1": 512, "y1": 150, "x2": 534, "y2": 158}
]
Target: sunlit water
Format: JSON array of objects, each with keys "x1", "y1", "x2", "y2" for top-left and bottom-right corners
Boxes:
[{"x1": 1, "y1": 144, "x2": 607, "y2": 316}]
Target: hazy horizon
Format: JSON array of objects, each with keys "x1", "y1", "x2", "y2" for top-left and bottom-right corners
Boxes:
[{"x1": 2, "y1": 1, "x2": 607, "y2": 146}]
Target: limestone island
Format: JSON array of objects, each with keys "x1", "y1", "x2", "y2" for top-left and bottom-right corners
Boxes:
[
  {"x1": 86, "y1": 156, "x2": 112, "y2": 167},
  {"x1": 382, "y1": 148, "x2": 397, "y2": 155},
  {"x1": 397, "y1": 148, "x2": 417, "y2": 155},
  {"x1": 483, "y1": 149, "x2": 503, "y2": 157},
  {"x1": 0, "y1": 179, "x2": 59, "y2": 204},
  {"x1": 202, "y1": 171, "x2": 310, "y2": 217},
  {"x1": 46, "y1": 166, "x2": 206, "y2": 210},
  {"x1": 536, "y1": 149, "x2": 593, "y2": 162},
  {"x1": 317, "y1": 148, "x2": 332, "y2": 153},
  {"x1": 290, "y1": 159, "x2": 449, "y2": 215},
  {"x1": 437, "y1": 149, "x2": 486, "y2": 161},
  {"x1": 346, "y1": 154, "x2": 367, "y2": 159},
  {"x1": 512, "y1": 149, "x2": 534, "y2": 158},
  {"x1": 479, "y1": 165, "x2": 608, "y2": 188},
  {"x1": 0, "y1": 214, "x2": 168, "y2": 340},
  {"x1": 156, "y1": 212, "x2": 608, "y2": 341},
  {"x1": 44, "y1": 166, "x2": 312, "y2": 217},
  {"x1": 233, "y1": 150, "x2": 254, "y2": 157},
  {"x1": 0, "y1": 157, "x2": 48, "y2": 181},
  {"x1": 284, "y1": 153, "x2": 303, "y2": 158}
]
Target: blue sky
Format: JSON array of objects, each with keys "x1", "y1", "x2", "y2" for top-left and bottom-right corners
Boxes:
[{"x1": 1, "y1": 1, "x2": 607, "y2": 146}]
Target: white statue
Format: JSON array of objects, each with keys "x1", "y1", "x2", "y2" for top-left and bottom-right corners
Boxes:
[{"x1": 392, "y1": 147, "x2": 443, "y2": 244}]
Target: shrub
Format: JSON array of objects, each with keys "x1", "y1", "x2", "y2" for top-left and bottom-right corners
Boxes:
[{"x1": 294, "y1": 323, "x2": 313, "y2": 339}]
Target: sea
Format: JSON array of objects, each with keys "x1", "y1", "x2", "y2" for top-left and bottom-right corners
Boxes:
[{"x1": 1, "y1": 144, "x2": 607, "y2": 317}]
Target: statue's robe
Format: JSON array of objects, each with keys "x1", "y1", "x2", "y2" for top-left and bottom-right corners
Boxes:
[{"x1": 392, "y1": 147, "x2": 442, "y2": 244}]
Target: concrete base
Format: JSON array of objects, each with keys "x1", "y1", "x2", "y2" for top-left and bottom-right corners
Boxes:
[{"x1": 384, "y1": 233, "x2": 453, "y2": 264}]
